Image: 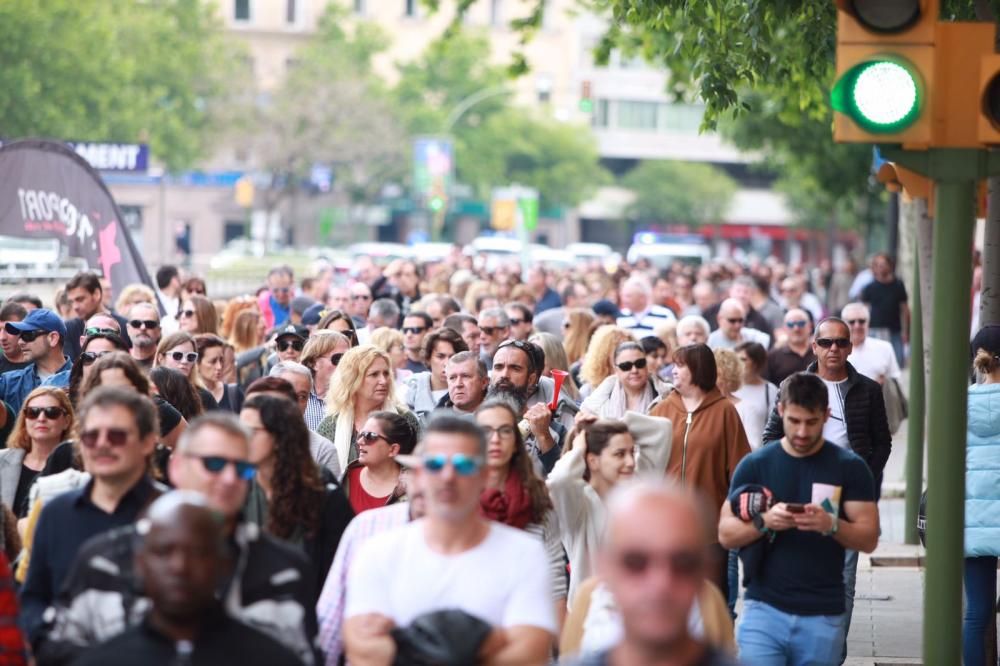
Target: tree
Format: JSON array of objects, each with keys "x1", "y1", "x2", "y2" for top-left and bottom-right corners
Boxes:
[
  {"x1": 0, "y1": 0, "x2": 243, "y2": 171},
  {"x1": 620, "y1": 160, "x2": 736, "y2": 227}
]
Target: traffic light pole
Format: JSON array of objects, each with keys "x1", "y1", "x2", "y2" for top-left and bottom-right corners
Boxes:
[
  {"x1": 882, "y1": 147, "x2": 1000, "y2": 664},
  {"x1": 904, "y1": 252, "x2": 924, "y2": 546}
]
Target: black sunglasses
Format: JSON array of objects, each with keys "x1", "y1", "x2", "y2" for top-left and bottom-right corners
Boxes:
[
  {"x1": 277, "y1": 339, "x2": 304, "y2": 352},
  {"x1": 617, "y1": 549, "x2": 704, "y2": 579},
  {"x1": 815, "y1": 337, "x2": 851, "y2": 349},
  {"x1": 178, "y1": 309, "x2": 196, "y2": 319},
  {"x1": 129, "y1": 319, "x2": 160, "y2": 330},
  {"x1": 357, "y1": 431, "x2": 391, "y2": 445},
  {"x1": 402, "y1": 327, "x2": 426, "y2": 335},
  {"x1": 617, "y1": 358, "x2": 648, "y2": 372},
  {"x1": 18, "y1": 330, "x2": 45, "y2": 343},
  {"x1": 480, "y1": 326, "x2": 506, "y2": 336},
  {"x1": 81, "y1": 350, "x2": 113, "y2": 365},
  {"x1": 79, "y1": 427, "x2": 131, "y2": 448},
  {"x1": 25, "y1": 406, "x2": 66, "y2": 420},
  {"x1": 331, "y1": 352, "x2": 345, "y2": 366},
  {"x1": 509, "y1": 318, "x2": 528, "y2": 326}
]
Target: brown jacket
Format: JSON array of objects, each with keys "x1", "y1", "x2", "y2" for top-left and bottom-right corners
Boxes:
[{"x1": 649, "y1": 387, "x2": 751, "y2": 516}]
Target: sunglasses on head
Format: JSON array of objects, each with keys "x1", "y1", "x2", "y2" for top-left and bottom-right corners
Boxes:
[
  {"x1": 616, "y1": 548, "x2": 704, "y2": 579},
  {"x1": 785, "y1": 320, "x2": 808, "y2": 329},
  {"x1": 81, "y1": 350, "x2": 113, "y2": 365},
  {"x1": 480, "y1": 326, "x2": 506, "y2": 336},
  {"x1": 276, "y1": 339, "x2": 304, "y2": 352},
  {"x1": 815, "y1": 337, "x2": 851, "y2": 349},
  {"x1": 423, "y1": 453, "x2": 484, "y2": 476},
  {"x1": 617, "y1": 358, "x2": 648, "y2": 372},
  {"x1": 357, "y1": 431, "x2": 391, "y2": 445},
  {"x1": 402, "y1": 326, "x2": 426, "y2": 335},
  {"x1": 25, "y1": 406, "x2": 66, "y2": 420},
  {"x1": 79, "y1": 427, "x2": 131, "y2": 448},
  {"x1": 185, "y1": 453, "x2": 256, "y2": 481},
  {"x1": 85, "y1": 327, "x2": 119, "y2": 338},
  {"x1": 178, "y1": 309, "x2": 195, "y2": 319},
  {"x1": 18, "y1": 330, "x2": 46, "y2": 343},
  {"x1": 846, "y1": 319, "x2": 868, "y2": 326},
  {"x1": 169, "y1": 351, "x2": 199, "y2": 363},
  {"x1": 129, "y1": 319, "x2": 159, "y2": 330},
  {"x1": 330, "y1": 352, "x2": 344, "y2": 366}
]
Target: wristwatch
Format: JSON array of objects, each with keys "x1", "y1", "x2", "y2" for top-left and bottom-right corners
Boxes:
[
  {"x1": 752, "y1": 513, "x2": 767, "y2": 533},
  {"x1": 823, "y1": 514, "x2": 839, "y2": 537}
]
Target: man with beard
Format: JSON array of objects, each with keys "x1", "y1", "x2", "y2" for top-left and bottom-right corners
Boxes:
[
  {"x1": 720, "y1": 372, "x2": 877, "y2": 665},
  {"x1": 126, "y1": 302, "x2": 161, "y2": 371},
  {"x1": 487, "y1": 339, "x2": 573, "y2": 474}
]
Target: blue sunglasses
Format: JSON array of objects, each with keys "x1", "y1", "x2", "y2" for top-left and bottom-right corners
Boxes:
[
  {"x1": 423, "y1": 453, "x2": 484, "y2": 476},
  {"x1": 187, "y1": 454, "x2": 257, "y2": 481}
]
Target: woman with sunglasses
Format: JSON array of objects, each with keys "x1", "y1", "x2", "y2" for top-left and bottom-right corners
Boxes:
[
  {"x1": 579, "y1": 341, "x2": 670, "y2": 420},
  {"x1": 316, "y1": 309, "x2": 360, "y2": 347},
  {"x1": 178, "y1": 294, "x2": 218, "y2": 336},
  {"x1": 241, "y1": 394, "x2": 354, "y2": 597},
  {"x1": 300, "y1": 331, "x2": 350, "y2": 432},
  {"x1": 194, "y1": 334, "x2": 244, "y2": 413},
  {"x1": 154, "y1": 332, "x2": 219, "y2": 412},
  {"x1": 317, "y1": 345, "x2": 420, "y2": 474},
  {"x1": 578, "y1": 325, "x2": 635, "y2": 400},
  {"x1": 547, "y1": 412, "x2": 672, "y2": 606},
  {"x1": 649, "y1": 344, "x2": 751, "y2": 605},
  {"x1": 0, "y1": 388, "x2": 74, "y2": 518},
  {"x1": 341, "y1": 411, "x2": 416, "y2": 514},
  {"x1": 65, "y1": 332, "x2": 129, "y2": 407},
  {"x1": 403, "y1": 327, "x2": 468, "y2": 424},
  {"x1": 475, "y1": 399, "x2": 568, "y2": 622}
]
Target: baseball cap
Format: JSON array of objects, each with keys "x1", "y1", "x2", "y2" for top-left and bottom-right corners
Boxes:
[
  {"x1": 972, "y1": 325, "x2": 1000, "y2": 357},
  {"x1": 274, "y1": 324, "x2": 308, "y2": 341},
  {"x1": 592, "y1": 299, "x2": 623, "y2": 319},
  {"x1": 301, "y1": 303, "x2": 326, "y2": 327},
  {"x1": 5, "y1": 308, "x2": 67, "y2": 339}
]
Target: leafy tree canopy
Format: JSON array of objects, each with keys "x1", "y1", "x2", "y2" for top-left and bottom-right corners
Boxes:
[{"x1": 620, "y1": 160, "x2": 736, "y2": 226}]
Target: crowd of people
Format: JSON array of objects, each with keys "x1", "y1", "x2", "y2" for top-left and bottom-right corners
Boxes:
[{"x1": 0, "y1": 244, "x2": 948, "y2": 665}]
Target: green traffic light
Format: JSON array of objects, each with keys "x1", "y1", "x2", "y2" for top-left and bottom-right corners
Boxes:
[
  {"x1": 832, "y1": 56, "x2": 922, "y2": 133},
  {"x1": 429, "y1": 196, "x2": 445, "y2": 212},
  {"x1": 579, "y1": 99, "x2": 593, "y2": 113}
]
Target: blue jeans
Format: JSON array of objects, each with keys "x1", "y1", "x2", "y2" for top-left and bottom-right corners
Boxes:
[
  {"x1": 840, "y1": 549, "x2": 859, "y2": 663},
  {"x1": 963, "y1": 555, "x2": 998, "y2": 666},
  {"x1": 727, "y1": 549, "x2": 739, "y2": 616},
  {"x1": 738, "y1": 599, "x2": 846, "y2": 665}
]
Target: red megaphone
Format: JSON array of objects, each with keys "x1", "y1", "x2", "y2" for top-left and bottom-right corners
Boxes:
[{"x1": 549, "y1": 369, "x2": 569, "y2": 410}]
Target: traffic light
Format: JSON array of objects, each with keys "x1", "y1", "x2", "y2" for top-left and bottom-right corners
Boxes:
[
  {"x1": 832, "y1": 0, "x2": 1000, "y2": 147},
  {"x1": 579, "y1": 81, "x2": 593, "y2": 113},
  {"x1": 428, "y1": 195, "x2": 445, "y2": 212}
]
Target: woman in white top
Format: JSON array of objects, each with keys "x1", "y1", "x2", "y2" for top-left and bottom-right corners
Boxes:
[
  {"x1": 546, "y1": 412, "x2": 671, "y2": 607},
  {"x1": 731, "y1": 342, "x2": 778, "y2": 450},
  {"x1": 579, "y1": 342, "x2": 671, "y2": 420}
]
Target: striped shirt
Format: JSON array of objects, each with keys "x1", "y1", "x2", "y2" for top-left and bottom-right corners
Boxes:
[
  {"x1": 305, "y1": 393, "x2": 325, "y2": 432},
  {"x1": 616, "y1": 305, "x2": 676, "y2": 335}
]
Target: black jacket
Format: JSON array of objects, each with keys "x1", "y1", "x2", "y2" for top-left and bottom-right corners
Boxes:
[
  {"x1": 36, "y1": 521, "x2": 320, "y2": 666},
  {"x1": 761, "y1": 361, "x2": 892, "y2": 484}
]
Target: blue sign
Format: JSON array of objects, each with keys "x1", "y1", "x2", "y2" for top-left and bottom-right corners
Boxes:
[{"x1": 68, "y1": 141, "x2": 148, "y2": 172}]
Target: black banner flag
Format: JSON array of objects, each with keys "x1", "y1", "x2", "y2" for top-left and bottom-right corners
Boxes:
[{"x1": 0, "y1": 138, "x2": 154, "y2": 295}]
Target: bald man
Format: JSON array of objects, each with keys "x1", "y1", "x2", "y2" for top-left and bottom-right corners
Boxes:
[{"x1": 563, "y1": 481, "x2": 738, "y2": 666}]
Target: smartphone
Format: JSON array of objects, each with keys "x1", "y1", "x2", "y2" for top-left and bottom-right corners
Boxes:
[{"x1": 785, "y1": 503, "x2": 806, "y2": 514}]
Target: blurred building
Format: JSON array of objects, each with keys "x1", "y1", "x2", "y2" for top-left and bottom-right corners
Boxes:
[{"x1": 103, "y1": 0, "x2": 795, "y2": 271}]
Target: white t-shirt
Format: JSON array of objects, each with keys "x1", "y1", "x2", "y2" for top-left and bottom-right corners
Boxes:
[
  {"x1": 821, "y1": 377, "x2": 849, "y2": 448},
  {"x1": 848, "y1": 338, "x2": 900, "y2": 383},
  {"x1": 345, "y1": 519, "x2": 557, "y2": 634},
  {"x1": 733, "y1": 381, "x2": 778, "y2": 449}
]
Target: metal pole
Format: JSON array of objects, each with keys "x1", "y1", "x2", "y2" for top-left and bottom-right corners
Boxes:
[
  {"x1": 904, "y1": 252, "x2": 924, "y2": 545},
  {"x1": 923, "y1": 169, "x2": 975, "y2": 665}
]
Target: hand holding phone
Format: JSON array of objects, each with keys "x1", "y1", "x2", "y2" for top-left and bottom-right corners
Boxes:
[{"x1": 785, "y1": 503, "x2": 806, "y2": 514}]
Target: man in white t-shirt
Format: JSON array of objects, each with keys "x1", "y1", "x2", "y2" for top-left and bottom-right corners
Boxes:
[
  {"x1": 344, "y1": 414, "x2": 556, "y2": 664},
  {"x1": 842, "y1": 302, "x2": 900, "y2": 385}
]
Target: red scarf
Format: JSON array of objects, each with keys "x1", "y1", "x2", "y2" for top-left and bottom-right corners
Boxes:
[{"x1": 479, "y1": 468, "x2": 534, "y2": 529}]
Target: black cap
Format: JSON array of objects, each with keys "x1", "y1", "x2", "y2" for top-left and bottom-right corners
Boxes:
[
  {"x1": 592, "y1": 299, "x2": 622, "y2": 319},
  {"x1": 274, "y1": 324, "x2": 309, "y2": 341},
  {"x1": 972, "y1": 325, "x2": 1000, "y2": 357}
]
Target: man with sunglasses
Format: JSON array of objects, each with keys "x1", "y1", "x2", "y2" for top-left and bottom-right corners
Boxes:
[
  {"x1": 477, "y1": 307, "x2": 510, "y2": 368},
  {"x1": 20, "y1": 387, "x2": 163, "y2": 645},
  {"x1": 37, "y1": 413, "x2": 321, "y2": 665},
  {"x1": 505, "y1": 302, "x2": 534, "y2": 342},
  {"x1": 766, "y1": 308, "x2": 815, "y2": 386},
  {"x1": 707, "y1": 298, "x2": 770, "y2": 351},
  {"x1": 564, "y1": 481, "x2": 739, "y2": 666},
  {"x1": 721, "y1": 372, "x2": 878, "y2": 666},
  {"x1": 761, "y1": 319, "x2": 890, "y2": 662},
  {"x1": 0, "y1": 309, "x2": 72, "y2": 415},
  {"x1": 126, "y1": 302, "x2": 162, "y2": 371},
  {"x1": 841, "y1": 303, "x2": 900, "y2": 387},
  {"x1": 347, "y1": 282, "x2": 373, "y2": 326},
  {"x1": 272, "y1": 324, "x2": 308, "y2": 365},
  {"x1": 62, "y1": 272, "x2": 131, "y2": 362},
  {"x1": 344, "y1": 415, "x2": 555, "y2": 665},
  {"x1": 402, "y1": 311, "x2": 432, "y2": 373}
]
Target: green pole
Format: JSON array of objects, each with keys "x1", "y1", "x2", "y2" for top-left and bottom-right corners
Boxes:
[
  {"x1": 904, "y1": 250, "x2": 925, "y2": 545},
  {"x1": 923, "y1": 162, "x2": 975, "y2": 665}
]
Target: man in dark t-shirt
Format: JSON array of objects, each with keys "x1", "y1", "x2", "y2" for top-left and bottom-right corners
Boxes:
[
  {"x1": 860, "y1": 253, "x2": 908, "y2": 366},
  {"x1": 719, "y1": 372, "x2": 878, "y2": 666}
]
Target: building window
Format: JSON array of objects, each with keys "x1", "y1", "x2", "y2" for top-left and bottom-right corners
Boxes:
[
  {"x1": 234, "y1": 0, "x2": 250, "y2": 21},
  {"x1": 662, "y1": 103, "x2": 705, "y2": 134},
  {"x1": 617, "y1": 100, "x2": 659, "y2": 130},
  {"x1": 353, "y1": 0, "x2": 365, "y2": 14},
  {"x1": 404, "y1": 0, "x2": 416, "y2": 17},
  {"x1": 490, "y1": 0, "x2": 502, "y2": 27},
  {"x1": 593, "y1": 99, "x2": 610, "y2": 128},
  {"x1": 286, "y1": 0, "x2": 297, "y2": 24}
]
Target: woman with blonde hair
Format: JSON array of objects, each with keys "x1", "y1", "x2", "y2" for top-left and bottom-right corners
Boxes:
[
  {"x1": 578, "y1": 325, "x2": 634, "y2": 399},
  {"x1": 563, "y1": 308, "x2": 595, "y2": 366},
  {"x1": 229, "y1": 309, "x2": 267, "y2": 354},
  {"x1": 0, "y1": 388, "x2": 74, "y2": 518},
  {"x1": 316, "y1": 345, "x2": 420, "y2": 473},
  {"x1": 299, "y1": 330, "x2": 351, "y2": 431},
  {"x1": 113, "y1": 284, "x2": 156, "y2": 316},
  {"x1": 178, "y1": 294, "x2": 219, "y2": 335},
  {"x1": 529, "y1": 331, "x2": 580, "y2": 402},
  {"x1": 463, "y1": 280, "x2": 495, "y2": 316},
  {"x1": 369, "y1": 327, "x2": 411, "y2": 385},
  {"x1": 220, "y1": 297, "x2": 258, "y2": 339}
]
